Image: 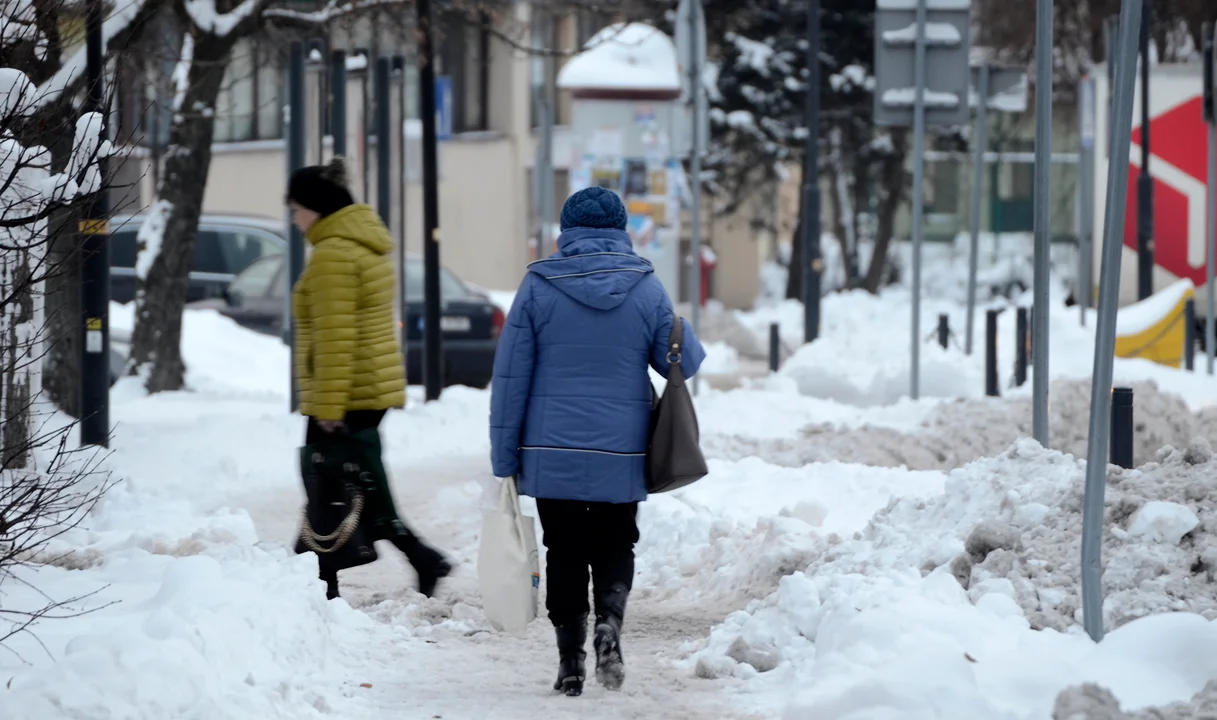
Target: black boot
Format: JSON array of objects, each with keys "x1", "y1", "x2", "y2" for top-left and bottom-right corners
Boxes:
[
  {"x1": 552, "y1": 614, "x2": 588, "y2": 697},
  {"x1": 390, "y1": 529, "x2": 452, "y2": 598},
  {"x1": 593, "y1": 582, "x2": 629, "y2": 691},
  {"x1": 320, "y1": 567, "x2": 340, "y2": 600}
]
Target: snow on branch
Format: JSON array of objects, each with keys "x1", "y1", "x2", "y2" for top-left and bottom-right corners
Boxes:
[
  {"x1": 28, "y1": 0, "x2": 154, "y2": 112},
  {"x1": 184, "y1": 0, "x2": 262, "y2": 36}
]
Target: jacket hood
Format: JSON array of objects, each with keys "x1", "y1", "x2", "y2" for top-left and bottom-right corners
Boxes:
[
  {"x1": 527, "y1": 228, "x2": 652, "y2": 311},
  {"x1": 305, "y1": 204, "x2": 393, "y2": 255}
]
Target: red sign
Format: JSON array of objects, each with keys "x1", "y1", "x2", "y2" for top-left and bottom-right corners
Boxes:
[{"x1": 1123, "y1": 97, "x2": 1211, "y2": 285}]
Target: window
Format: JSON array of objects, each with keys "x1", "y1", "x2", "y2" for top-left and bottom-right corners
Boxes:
[
  {"x1": 110, "y1": 230, "x2": 138, "y2": 268},
  {"x1": 255, "y1": 39, "x2": 285, "y2": 139},
  {"x1": 437, "y1": 12, "x2": 489, "y2": 133},
  {"x1": 403, "y1": 260, "x2": 468, "y2": 302},
  {"x1": 217, "y1": 229, "x2": 283, "y2": 275},
  {"x1": 215, "y1": 40, "x2": 256, "y2": 143},
  {"x1": 193, "y1": 231, "x2": 228, "y2": 274},
  {"x1": 228, "y1": 254, "x2": 284, "y2": 299}
]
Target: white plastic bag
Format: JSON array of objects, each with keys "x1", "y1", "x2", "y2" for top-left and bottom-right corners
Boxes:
[{"x1": 477, "y1": 477, "x2": 540, "y2": 634}]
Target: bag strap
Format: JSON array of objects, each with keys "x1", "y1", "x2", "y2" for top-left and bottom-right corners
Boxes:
[{"x1": 666, "y1": 307, "x2": 685, "y2": 383}]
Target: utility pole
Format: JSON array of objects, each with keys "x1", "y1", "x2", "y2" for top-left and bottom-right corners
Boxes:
[
  {"x1": 1030, "y1": 0, "x2": 1053, "y2": 446},
  {"x1": 286, "y1": 42, "x2": 306, "y2": 410},
  {"x1": 802, "y1": 0, "x2": 822, "y2": 343},
  {"x1": 80, "y1": 0, "x2": 110, "y2": 448},
  {"x1": 417, "y1": 0, "x2": 444, "y2": 400},
  {"x1": 1136, "y1": 0, "x2": 1153, "y2": 300}
]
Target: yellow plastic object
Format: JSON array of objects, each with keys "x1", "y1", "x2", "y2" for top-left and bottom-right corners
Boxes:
[{"x1": 1113, "y1": 279, "x2": 1195, "y2": 368}]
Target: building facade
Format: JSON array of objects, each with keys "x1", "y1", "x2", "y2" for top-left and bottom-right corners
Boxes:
[{"x1": 114, "y1": 5, "x2": 763, "y2": 307}]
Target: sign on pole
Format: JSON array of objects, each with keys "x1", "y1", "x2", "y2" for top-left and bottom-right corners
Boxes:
[
  {"x1": 873, "y1": 0, "x2": 972, "y2": 128},
  {"x1": 874, "y1": 0, "x2": 971, "y2": 400}
]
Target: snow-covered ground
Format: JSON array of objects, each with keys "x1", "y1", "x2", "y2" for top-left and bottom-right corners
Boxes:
[{"x1": 6, "y1": 281, "x2": 1217, "y2": 719}]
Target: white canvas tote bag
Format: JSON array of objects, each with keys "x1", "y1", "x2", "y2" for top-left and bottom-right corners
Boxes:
[{"x1": 477, "y1": 477, "x2": 540, "y2": 634}]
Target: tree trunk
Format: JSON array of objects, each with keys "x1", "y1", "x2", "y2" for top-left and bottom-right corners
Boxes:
[
  {"x1": 41, "y1": 198, "x2": 84, "y2": 418},
  {"x1": 863, "y1": 129, "x2": 909, "y2": 294},
  {"x1": 127, "y1": 32, "x2": 230, "y2": 393},
  {"x1": 785, "y1": 220, "x2": 803, "y2": 301},
  {"x1": 2, "y1": 252, "x2": 34, "y2": 469}
]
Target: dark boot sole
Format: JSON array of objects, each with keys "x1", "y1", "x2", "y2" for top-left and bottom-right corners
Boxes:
[
  {"x1": 594, "y1": 623, "x2": 625, "y2": 691},
  {"x1": 554, "y1": 675, "x2": 585, "y2": 696},
  {"x1": 417, "y1": 559, "x2": 452, "y2": 598}
]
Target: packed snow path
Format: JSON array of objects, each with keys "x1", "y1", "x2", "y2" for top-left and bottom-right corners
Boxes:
[{"x1": 118, "y1": 397, "x2": 762, "y2": 720}]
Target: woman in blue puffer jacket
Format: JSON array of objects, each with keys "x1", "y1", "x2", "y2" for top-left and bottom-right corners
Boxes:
[{"x1": 489, "y1": 187, "x2": 705, "y2": 697}]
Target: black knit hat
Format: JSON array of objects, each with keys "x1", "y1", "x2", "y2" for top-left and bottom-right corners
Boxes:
[{"x1": 287, "y1": 155, "x2": 355, "y2": 217}]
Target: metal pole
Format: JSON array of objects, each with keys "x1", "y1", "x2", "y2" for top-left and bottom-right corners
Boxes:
[
  {"x1": 965, "y1": 65, "x2": 990, "y2": 356},
  {"x1": 688, "y1": 0, "x2": 704, "y2": 395},
  {"x1": 1205, "y1": 22, "x2": 1215, "y2": 375},
  {"x1": 417, "y1": 0, "x2": 444, "y2": 400},
  {"x1": 768, "y1": 323, "x2": 780, "y2": 373},
  {"x1": 1030, "y1": 0, "x2": 1052, "y2": 446},
  {"x1": 80, "y1": 0, "x2": 109, "y2": 447},
  {"x1": 801, "y1": 0, "x2": 822, "y2": 344},
  {"x1": 375, "y1": 57, "x2": 391, "y2": 227},
  {"x1": 1015, "y1": 305, "x2": 1029, "y2": 387},
  {"x1": 331, "y1": 50, "x2": 347, "y2": 156},
  {"x1": 908, "y1": 0, "x2": 928, "y2": 399},
  {"x1": 287, "y1": 42, "x2": 306, "y2": 412},
  {"x1": 1136, "y1": 0, "x2": 1153, "y2": 301},
  {"x1": 1079, "y1": 75, "x2": 1096, "y2": 327},
  {"x1": 984, "y1": 309, "x2": 1000, "y2": 397},
  {"x1": 1082, "y1": 0, "x2": 1143, "y2": 644},
  {"x1": 540, "y1": 12, "x2": 555, "y2": 253},
  {"x1": 1185, "y1": 298, "x2": 1196, "y2": 370}
]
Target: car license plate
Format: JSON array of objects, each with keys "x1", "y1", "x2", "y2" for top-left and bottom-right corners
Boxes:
[{"x1": 440, "y1": 315, "x2": 471, "y2": 332}]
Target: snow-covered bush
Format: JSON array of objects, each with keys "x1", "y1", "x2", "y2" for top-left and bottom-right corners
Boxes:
[{"x1": 0, "y1": 62, "x2": 120, "y2": 649}]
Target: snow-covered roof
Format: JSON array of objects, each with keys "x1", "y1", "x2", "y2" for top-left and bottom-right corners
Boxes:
[{"x1": 556, "y1": 23, "x2": 681, "y2": 93}]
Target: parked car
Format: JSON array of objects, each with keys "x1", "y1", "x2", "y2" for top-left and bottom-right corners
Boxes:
[
  {"x1": 109, "y1": 213, "x2": 286, "y2": 304},
  {"x1": 188, "y1": 252, "x2": 504, "y2": 389}
]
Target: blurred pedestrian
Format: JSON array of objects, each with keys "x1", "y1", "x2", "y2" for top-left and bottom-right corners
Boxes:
[
  {"x1": 489, "y1": 187, "x2": 706, "y2": 696},
  {"x1": 288, "y1": 155, "x2": 451, "y2": 601}
]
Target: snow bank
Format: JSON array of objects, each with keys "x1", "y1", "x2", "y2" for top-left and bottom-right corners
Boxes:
[
  {"x1": 761, "y1": 291, "x2": 984, "y2": 406},
  {"x1": 0, "y1": 475, "x2": 375, "y2": 720},
  {"x1": 1114, "y1": 278, "x2": 1194, "y2": 336},
  {"x1": 110, "y1": 303, "x2": 289, "y2": 400},
  {"x1": 690, "y1": 439, "x2": 1217, "y2": 718},
  {"x1": 710, "y1": 378, "x2": 1216, "y2": 472},
  {"x1": 635, "y1": 457, "x2": 944, "y2": 608}
]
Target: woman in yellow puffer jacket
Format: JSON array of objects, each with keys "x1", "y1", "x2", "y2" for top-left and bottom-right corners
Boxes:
[{"x1": 288, "y1": 156, "x2": 451, "y2": 601}]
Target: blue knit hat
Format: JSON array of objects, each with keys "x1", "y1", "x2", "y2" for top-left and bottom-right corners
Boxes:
[{"x1": 560, "y1": 187, "x2": 628, "y2": 231}]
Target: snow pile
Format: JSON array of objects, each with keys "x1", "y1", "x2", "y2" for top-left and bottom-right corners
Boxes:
[
  {"x1": 688, "y1": 439, "x2": 1217, "y2": 718},
  {"x1": 699, "y1": 341, "x2": 741, "y2": 375},
  {"x1": 770, "y1": 290, "x2": 984, "y2": 406},
  {"x1": 110, "y1": 302, "x2": 289, "y2": 400},
  {"x1": 0, "y1": 471, "x2": 375, "y2": 720},
  {"x1": 634, "y1": 457, "x2": 945, "y2": 607},
  {"x1": 709, "y1": 378, "x2": 1213, "y2": 472}
]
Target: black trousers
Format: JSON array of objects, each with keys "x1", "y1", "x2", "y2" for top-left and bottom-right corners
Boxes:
[{"x1": 535, "y1": 498, "x2": 639, "y2": 627}]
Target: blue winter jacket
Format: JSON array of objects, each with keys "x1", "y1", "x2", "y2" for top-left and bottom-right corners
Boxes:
[{"x1": 489, "y1": 227, "x2": 706, "y2": 504}]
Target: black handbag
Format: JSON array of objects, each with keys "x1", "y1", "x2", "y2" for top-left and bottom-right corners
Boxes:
[
  {"x1": 294, "y1": 443, "x2": 379, "y2": 572},
  {"x1": 645, "y1": 313, "x2": 710, "y2": 493}
]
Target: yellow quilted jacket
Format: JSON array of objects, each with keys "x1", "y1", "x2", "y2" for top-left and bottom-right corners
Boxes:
[{"x1": 292, "y1": 204, "x2": 406, "y2": 420}]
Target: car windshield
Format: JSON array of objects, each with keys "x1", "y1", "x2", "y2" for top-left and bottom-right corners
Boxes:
[
  {"x1": 403, "y1": 260, "x2": 469, "y2": 303},
  {"x1": 229, "y1": 254, "x2": 283, "y2": 298}
]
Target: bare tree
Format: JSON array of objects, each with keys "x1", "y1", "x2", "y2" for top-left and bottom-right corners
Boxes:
[{"x1": 0, "y1": 55, "x2": 123, "y2": 656}]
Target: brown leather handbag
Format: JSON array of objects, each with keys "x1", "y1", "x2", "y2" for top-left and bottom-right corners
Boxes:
[{"x1": 646, "y1": 313, "x2": 709, "y2": 493}]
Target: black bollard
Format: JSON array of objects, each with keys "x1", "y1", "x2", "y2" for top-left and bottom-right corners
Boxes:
[
  {"x1": 1185, "y1": 298, "x2": 1196, "y2": 371},
  {"x1": 985, "y1": 309, "x2": 1000, "y2": 397},
  {"x1": 1110, "y1": 387, "x2": 1134, "y2": 469},
  {"x1": 1015, "y1": 306, "x2": 1029, "y2": 387},
  {"x1": 768, "y1": 322, "x2": 780, "y2": 373},
  {"x1": 937, "y1": 314, "x2": 950, "y2": 350}
]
